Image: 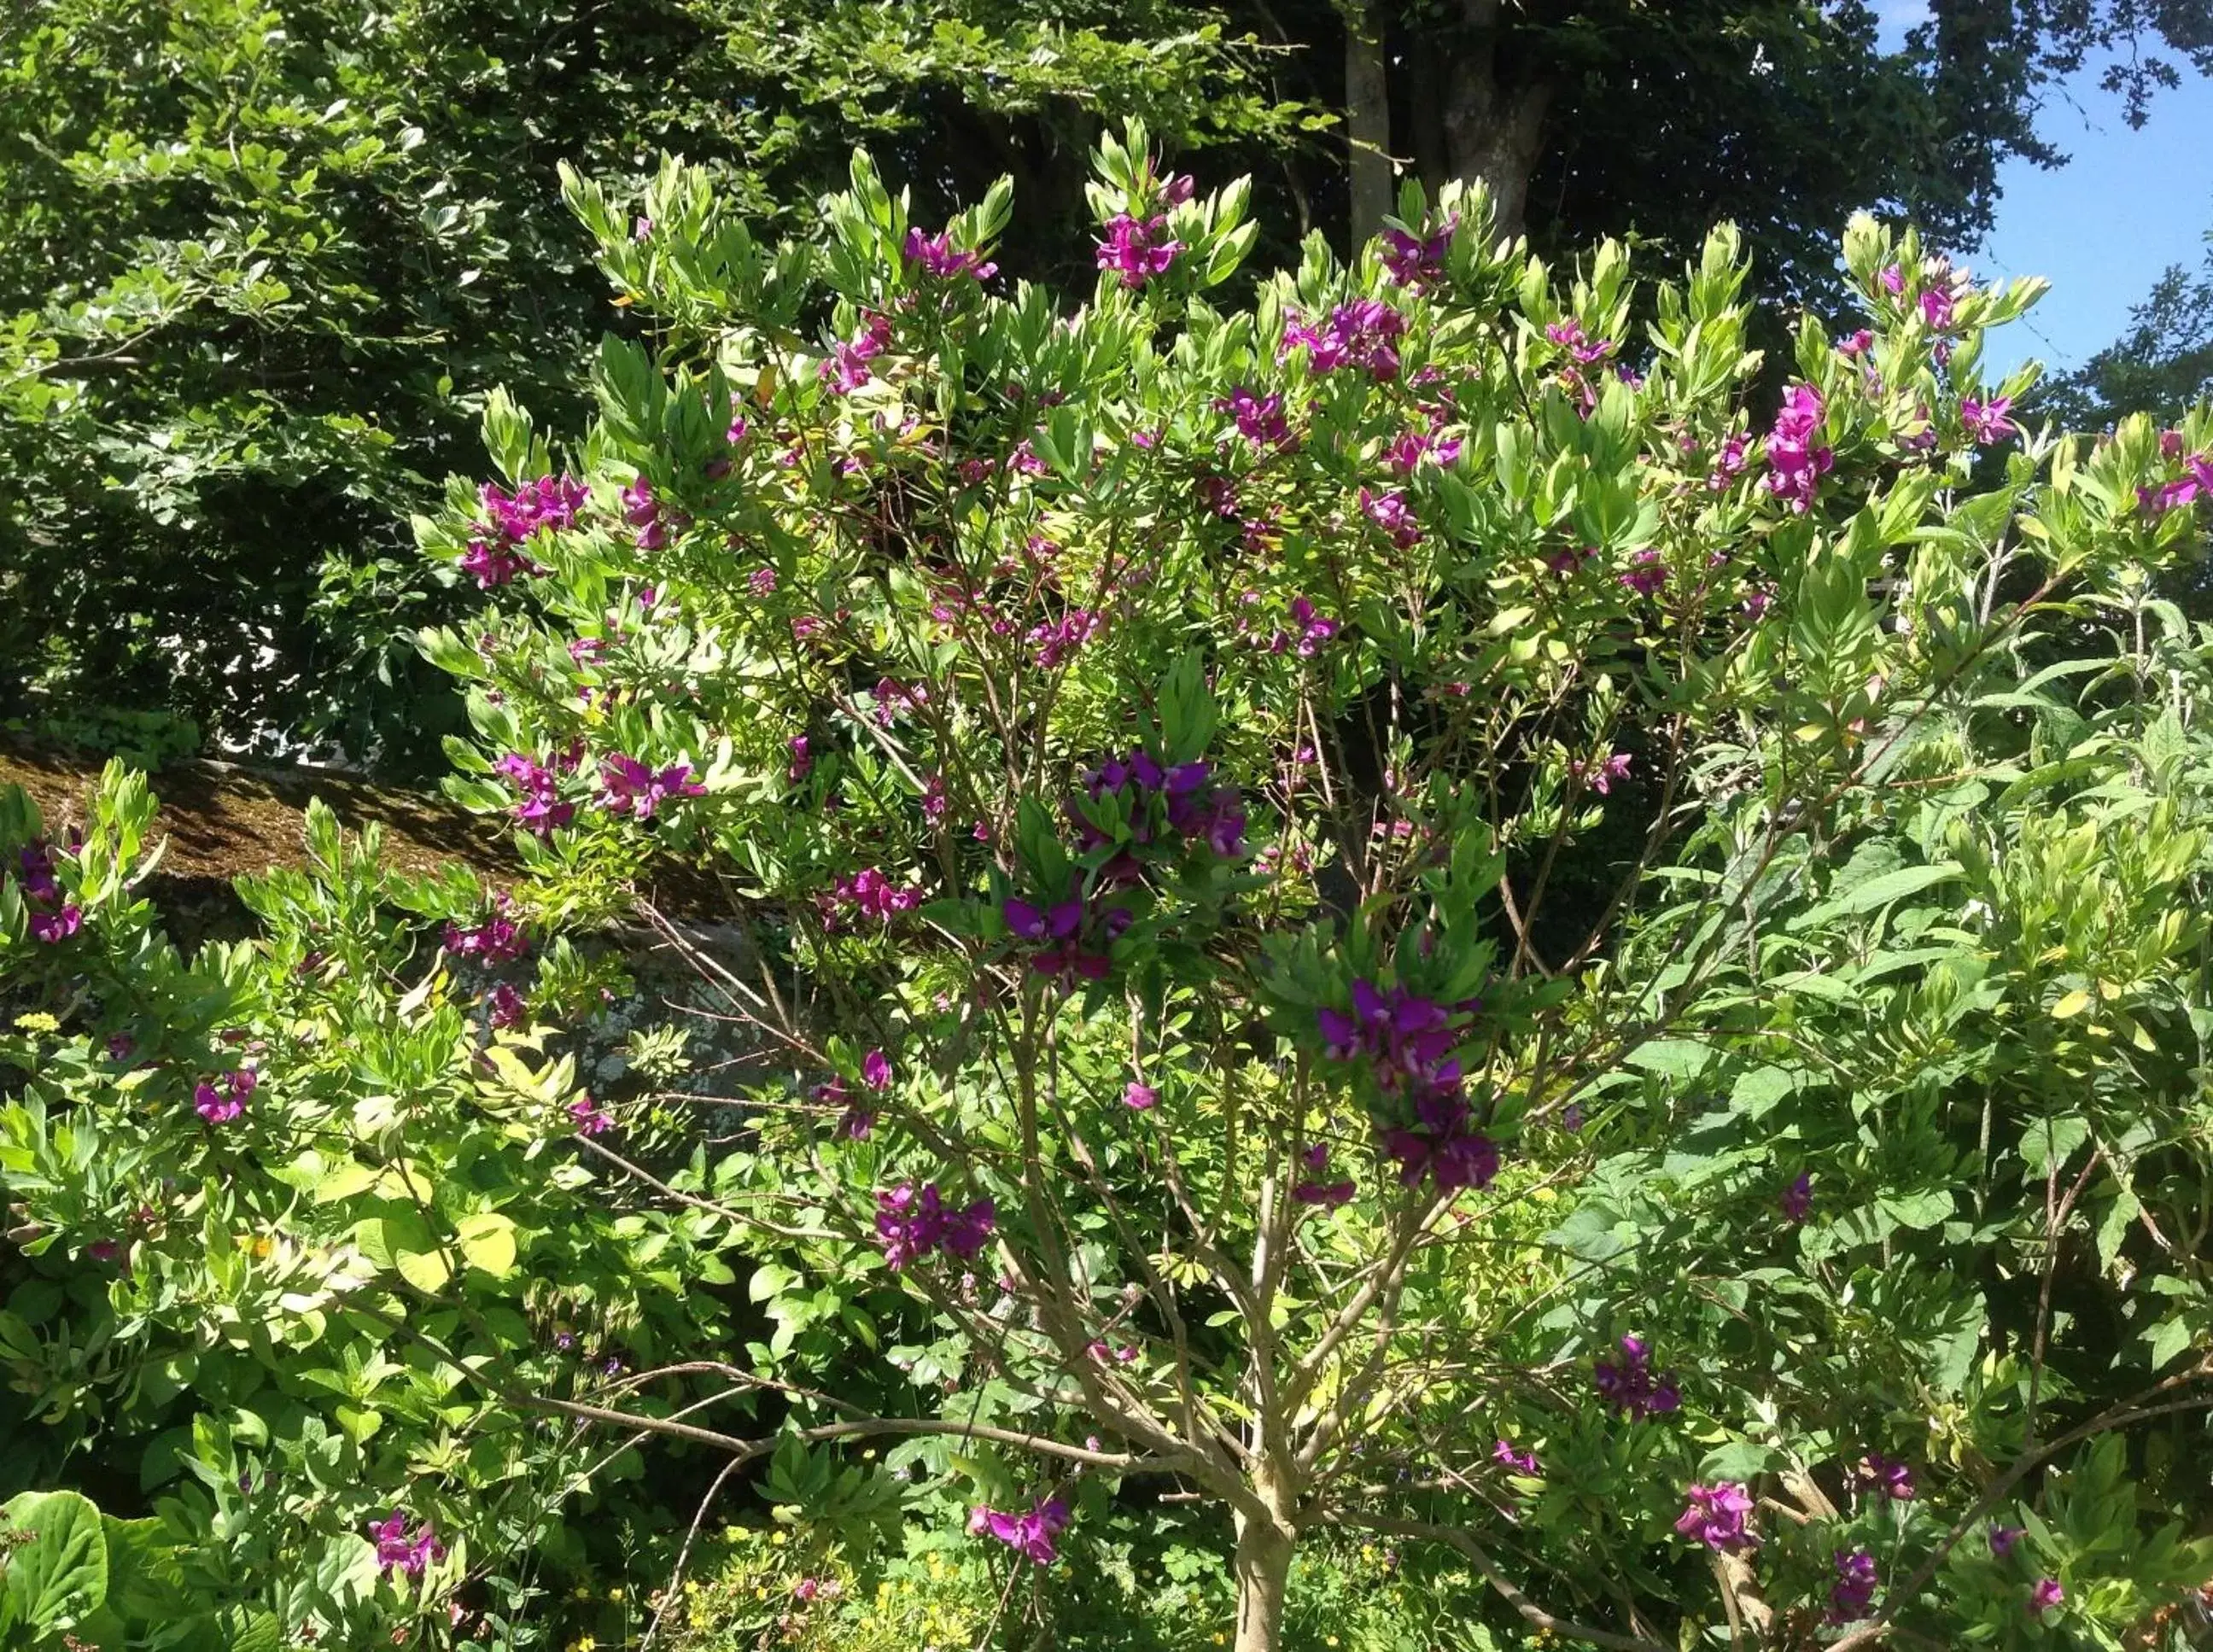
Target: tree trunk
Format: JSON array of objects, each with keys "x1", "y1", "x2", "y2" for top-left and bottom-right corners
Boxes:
[
  {"x1": 1232, "y1": 1506, "x2": 1297, "y2": 1652},
  {"x1": 1435, "y1": 0, "x2": 1552, "y2": 241},
  {"x1": 1344, "y1": 0, "x2": 1393, "y2": 248}
]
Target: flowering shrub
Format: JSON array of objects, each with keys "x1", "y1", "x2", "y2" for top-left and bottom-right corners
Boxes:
[
  {"x1": 0, "y1": 770, "x2": 751, "y2": 1647},
  {"x1": 393, "y1": 124, "x2": 2213, "y2": 1649}
]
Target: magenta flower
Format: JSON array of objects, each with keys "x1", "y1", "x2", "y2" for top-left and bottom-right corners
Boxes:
[
  {"x1": 458, "y1": 537, "x2": 539, "y2": 588},
  {"x1": 1378, "y1": 218, "x2": 1454, "y2": 289},
  {"x1": 569, "y1": 1095, "x2": 614, "y2": 1136},
  {"x1": 1384, "y1": 427, "x2": 1460, "y2": 475},
  {"x1": 1961, "y1": 395, "x2": 2017, "y2": 445},
  {"x1": 29, "y1": 904, "x2": 82, "y2": 943},
  {"x1": 1674, "y1": 1481, "x2": 1755, "y2": 1552},
  {"x1": 904, "y1": 225, "x2": 996, "y2": 283},
  {"x1": 971, "y1": 1495, "x2": 1071, "y2": 1563},
  {"x1": 1780, "y1": 1171, "x2": 1813, "y2": 1223},
  {"x1": 835, "y1": 867, "x2": 920, "y2": 923},
  {"x1": 1595, "y1": 1334, "x2": 1680, "y2": 1419},
  {"x1": 1492, "y1": 1438, "x2": 1541, "y2": 1476},
  {"x1": 1707, "y1": 433, "x2": 1750, "y2": 491},
  {"x1": 1095, "y1": 213, "x2": 1182, "y2": 289},
  {"x1": 1920, "y1": 286, "x2": 1957, "y2": 332},
  {"x1": 1828, "y1": 1549, "x2": 1878, "y2": 1623},
  {"x1": 1123, "y1": 1082, "x2": 1158, "y2": 1111},
  {"x1": 596, "y1": 755, "x2": 705, "y2": 820},
  {"x1": 1544, "y1": 318, "x2": 1615, "y2": 366},
  {"x1": 445, "y1": 907, "x2": 528, "y2": 964},
  {"x1": 787, "y1": 736, "x2": 813, "y2": 782},
  {"x1": 1029, "y1": 609, "x2": 1100, "y2": 668},
  {"x1": 1569, "y1": 752, "x2": 1633, "y2": 796},
  {"x1": 1292, "y1": 1141, "x2": 1357, "y2": 1207},
  {"x1": 1279, "y1": 299, "x2": 1406, "y2": 381},
  {"x1": 820, "y1": 311, "x2": 894, "y2": 394},
  {"x1": 1214, "y1": 387, "x2": 1292, "y2": 448},
  {"x1": 1988, "y1": 1523, "x2": 2024, "y2": 1558},
  {"x1": 1360, "y1": 487, "x2": 1422, "y2": 549},
  {"x1": 496, "y1": 752, "x2": 574, "y2": 838},
  {"x1": 1856, "y1": 1451, "x2": 1916, "y2": 1502},
  {"x1": 370, "y1": 1510, "x2": 447, "y2": 1579},
  {"x1": 485, "y1": 982, "x2": 528, "y2": 1030},
  {"x1": 861, "y1": 1048, "x2": 892, "y2": 1091},
  {"x1": 193, "y1": 1068, "x2": 255, "y2": 1125},
  {"x1": 1840, "y1": 329, "x2": 1875, "y2": 358},
  {"x1": 1287, "y1": 596, "x2": 1338, "y2": 657},
  {"x1": 478, "y1": 475, "x2": 587, "y2": 545},
  {"x1": 1762, "y1": 383, "x2": 1834, "y2": 514},
  {"x1": 2029, "y1": 1578, "x2": 2064, "y2": 1615},
  {"x1": 1617, "y1": 548, "x2": 1668, "y2": 598},
  {"x1": 875, "y1": 1182, "x2": 996, "y2": 1269},
  {"x1": 1878, "y1": 264, "x2": 1905, "y2": 295}
]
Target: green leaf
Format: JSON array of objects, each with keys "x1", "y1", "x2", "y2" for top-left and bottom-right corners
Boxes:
[
  {"x1": 1877, "y1": 1188, "x2": 1953, "y2": 1230},
  {"x1": 2, "y1": 1489, "x2": 109, "y2": 1633},
  {"x1": 454, "y1": 1211, "x2": 518, "y2": 1278}
]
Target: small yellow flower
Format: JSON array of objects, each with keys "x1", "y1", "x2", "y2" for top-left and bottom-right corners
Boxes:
[
  {"x1": 607, "y1": 1587, "x2": 623, "y2": 1601},
  {"x1": 771, "y1": 1531, "x2": 788, "y2": 1546}
]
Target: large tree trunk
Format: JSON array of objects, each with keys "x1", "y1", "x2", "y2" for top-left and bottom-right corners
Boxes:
[
  {"x1": 1344, "y1": 0, "x2": 1393, "y2": 247},
  {"x1": 1232, "y1": 1504, "x2": 1297, "y2": 1652},
  {"x1": 1435, "y1": 0, "x2": 1553, "y2": 240}
]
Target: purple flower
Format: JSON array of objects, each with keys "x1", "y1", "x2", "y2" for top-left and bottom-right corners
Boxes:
[
  {"x1": 459, "y1": 537, "x2": 538, "y2": 588},
  {"x1": 1384, "y1": 427, "x2": 1460, "y2": 475},
  {"x1": 1123, "y1": 1082, "x2": 1158, "y2": 1112},
  {"x1": 596, "y1": 755, "x2": 705, "y2": 820},
  {"x1": 1856, "y1": 1451, "x2": 1916, "y2": 1502},
  {"x1": 876, "y1": 1182, "x2": 996, "y2": 1269},
  {"x1": 1492, "y1": 1438, "x2": 1541, "y2": 1476},
  {"x1": 1545, "y1": 318, "x2": 1616, "y2": 366},
  {"x1": 1616, "y1": 549, "x2": 1667, "y2": 598},
  {"x1": 193, "y1": 1068, "x2": 255, "y2": 1125},
  {"x1": 485, "y1": 983, "x2": 528, "y2": 1030},
  {"x1": 820, "y1": 312, "x2": 894, "y2": 394},
  {"x1": 1360, "y1": 487, "x2": 1422, "y2": 549},
  {"x1": 1029, "y1": 609, "x2": 1100, "y2": 668},
  {"x1": 1828, "y1": 1549, "x2": 1878, "y2": 1623},
  {"x1": 1920, "y1": 286, "x2": 1957, "y2": 332},
  {"x1": 1378, "y1": 218, "x2": 1455, "y2": 290},
  {"x1": 1780, "y1": 1171, "x2": 1813, "y2": 1223},
  {"x1": 477, "y1": 475, "x2": 587, "y2": 546},
  {"x1": 496, "y1": 753, "x2": 574, "y2": 838},
  {"x1": 1673, "y1": 1482, "x2": 1755, "y2": 1552},
  {"x1": 445, "y1": 907, "x2": 528, "y2": 964},
  {"x1": 1292, "y1": 1142, "x2": 1357, "y2": 1208},
  {"x1": 1214, "y1": 387, "x2": 1293, "y2": 449},
  {"x1": 1763, "y1": 383, "x2": 1834, "y2": 514},
  {"x1": 569, "y1": 1095, "x2": 614, "y2": 1136},
  {"x1": 1569, "y1": 752, "x2": 1633, "y2": 796},
  {"x1": 835, "y1": 868, "x2": 920, "y2": 923},
  {"x1": 1095, "y1": 213, "x2": 1182, "y2": 289},
  {"x1": 971, "y1": 1495, "x2": 1071, "y2": 1563},
  {"x1": 371, "y1": 1511, "x2": 447, "y2": 1579},
  {"x1": 1961, "y1": 395, "x2": 2017, "y2": 445},
  {"x1": 1878, "y1": 264, "x2": 1905, "y2": 295},
  {"x1": 2029, "y1": 1578, "x2": 2064, "y2": 1615},
  {"x1": 904, "y1": 226, "x2": 996, "y2": 283},
  {"x1": 1595, "y1": 1334, "x2": 1681, "y2": 1420},
  {"x1": 29, "y1": 904, "x2": 81, "y2": 943},
  {"x1": 1279, "y1": 299, "x2": 1406, "y2": 381},
  {"x1": 786, "y1": 736, "x2": 813, "y2": 783},
  {"x1": 861, "y1": 1048, "x2": 892, "y2": 1091},
  {"x1": 1988, "y1": 1523, "x2": 2024, "y2": 1558},
  {"x1": 1840, "y1": 329, "x2": 1875, "y2": 358},
  {"x1": 1707, "y1": 433, "x2": 1750, "y2": 491}
]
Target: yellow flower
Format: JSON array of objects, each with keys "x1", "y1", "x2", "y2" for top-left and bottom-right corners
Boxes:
[
  {"x1": 607, "y1": 1587, "x2": 623, "y2": 1601},
  {"x1": 771, "y1": 1531, "x2": 788, "y2": 1546}
]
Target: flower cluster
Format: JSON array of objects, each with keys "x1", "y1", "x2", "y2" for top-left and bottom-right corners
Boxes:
[
  {"x1": 1216, "y1": 387, "x2": 1292, "y2": 448},
  {"x1": 875, "y1": 1182, "x2": 996, "y2": 1270},
  {"x1": 1616, "y1": 548, "x2": 1667, "y2": 598},
  {"x1": 1568, "y1": 752, "x2": 1632, "y2": 796},
  {"x1": 1544, "y1": 318, "x2": 1615, "y2": 366},
  {"x1": 2138, "y1": 441, "x2": 2213, "y2": 515},
  {"x1": 18, "y1": 841, "x2": 81, "y2": 943},
  {"x1": 1378, "y1": 219, "x2": 1453, "y2": 290},
  {"x1": 968, "y1": 1495, "x2": 1070, "y2": 1563},
  {"x1": 833, "y1": 867, "x2": 921, "y2": 923},
  {"x1": 1828, "y1": 1549, "x2": 1878, "y2": 1622},
  {"x1": 444, "y1": 901, "x2": 527, "y2": 964},
  {"x1": 569, "y1": 1095, "x2": 614, "y2": 1136},
  {"x1": 1673, "y1": 1481, "x2": 1755, "y2": 1552},
  {"x1": 1360, "y1": 486, "x2": 1422, "y2": 548},
  {"x1": 1291, "y1": 1142, "x2": 1355, "y2": 1208},
  {"x1": 496, "y1": 752, "x2": 575, "y2": 838},
  {"x1": 1077, "y1": 749, "x2": 1248, "y2": 863},
  {"x1": 1095, "y1": 213, "x2": 1182, "y2": 289},
  {"x1": 1854, "y1": 1451, "x2": 1916, "y2": 1502},
  {"x1": 1255, "y1": 595, "x2": 1338, "y2": 657},
  {"x1": 904, "y1": 225, "x2": 996, "y2": 283},
  {"x1": 193, "y1": 1068, "x2": 256, "y2": 1125},
  {"x1": 1763, "y1": 383, "x2": 1833, "y2": 513},
  {"x1": 596, "y1": 755, "x2": 704, "y2": 820},
  {"x1": 1593, "y1": 1334, "x2": 1680, "y2": 1419},
  {"x1": 462, "y1": 475, "x2": 586, "y2": 587},
  {"x1": 1492, "y1": 1438, "x2": 1541, "y2": 1476},
  {"x1": 1317, "y1": 981, "x2": 1498, "y2": 1191},
  {"x1": 621, "y1": 476, "x2": 675, "y2": 552},
  {"x1": 1029, "y1": 609, "x2": 1100, "y2": 668},
  {"x1": 370, "y1": 1510, "x2": 447, "y2": 1579},
  {"x1": 1281, "y1": 299, "x2": 1406, "y2": 381},
  {"x1": 1003, "y1": 885, "x2": 1130, "y2": 980},
  {"x1": 1384, "y1": 425, "x2": 1460, "y2": 474},
  {"x1": 820, "y1": 311, "x2": 895, "y2": 394},
  {"x1": 1960, "y1": 394, "x2": 2016, "y2": 445}
]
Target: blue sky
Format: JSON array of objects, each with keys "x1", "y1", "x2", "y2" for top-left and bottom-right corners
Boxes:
[{"x1": 1875, "y1": 0, "x2": 2213, "y2": 379}]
